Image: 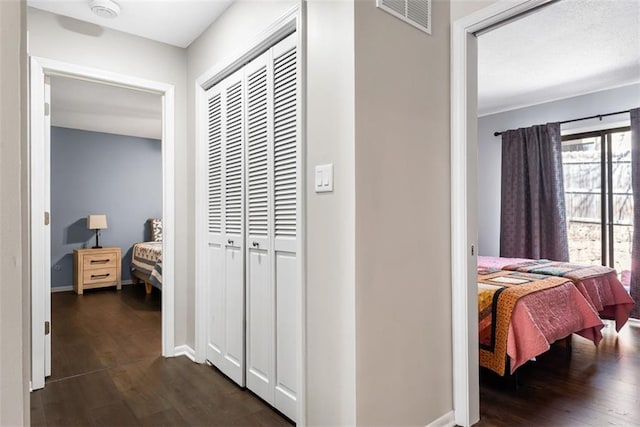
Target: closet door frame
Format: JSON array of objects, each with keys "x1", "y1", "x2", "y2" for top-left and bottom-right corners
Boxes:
[{"x1": 194, "y1": 4, "x2": 306, "y2": 424}]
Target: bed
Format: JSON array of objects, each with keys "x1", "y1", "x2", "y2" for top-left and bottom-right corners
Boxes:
[
  {"x1": 478, "y1": 256, "x2": 635, "y2": 331},
  {"x1": 478, "y1": 268, "x2": 603, "y2": 376},
  {"x1": 130, "y1": 218, "x2": 163, "y2": 294}
]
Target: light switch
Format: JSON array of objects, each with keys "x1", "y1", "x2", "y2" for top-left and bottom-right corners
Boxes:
[{"x1": 314, "y1": 164, "x2": 333, "y2": 193}]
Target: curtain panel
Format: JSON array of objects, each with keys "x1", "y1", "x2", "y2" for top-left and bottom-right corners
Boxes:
[
  {"x1": 500, "y1": 123, "x2": 569, "y2": 261},
  {"x1": 630, "y1": 108, "x2": 640, "y2": 319}
]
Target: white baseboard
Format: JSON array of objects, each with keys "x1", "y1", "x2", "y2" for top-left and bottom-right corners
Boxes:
[
  {"x1": 174, "y1": 345, "x2": 196, "y2": 362},
  {"x1": 51, "y1": 280, "x2": 133, "y2": 293},
  {"x1": 426, "y1": 410, "x2": 455, "y2": 427}
]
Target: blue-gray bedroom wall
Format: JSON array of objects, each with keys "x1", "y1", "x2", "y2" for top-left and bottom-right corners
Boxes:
[{"x1": 51, "y1": 126, "x2": 162, "y2": 288}]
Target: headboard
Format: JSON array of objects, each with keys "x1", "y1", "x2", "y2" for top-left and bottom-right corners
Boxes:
[{"x1": 149, "y1": 218, "x2": 162, "y2": 242}]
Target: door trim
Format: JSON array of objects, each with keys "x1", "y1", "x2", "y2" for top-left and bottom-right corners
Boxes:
[
  {"x1": 29, "y1": 56, "x2": 176, "y2": 390},
  {"x1": 194, "y1": 3, "x2": 306, "y2": 424},
  {"x1": 450, "y1": 0, "x2": 553, "y2": 425}
]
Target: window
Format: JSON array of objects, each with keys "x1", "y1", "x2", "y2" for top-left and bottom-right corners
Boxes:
[{"x1": 562, "y1": 127, "x2": 633, "y2": 286}]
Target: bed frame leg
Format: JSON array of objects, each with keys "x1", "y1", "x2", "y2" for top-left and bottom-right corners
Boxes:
[
  {"x1": 513, "y1": 371, "x2": 520, "y2": 390},
  {"x1": 564, "y1": 335, "x2": 573, "y2": 360},
  {"x1": 144, "y1": 281, "x2": 152, "y2": 294}
]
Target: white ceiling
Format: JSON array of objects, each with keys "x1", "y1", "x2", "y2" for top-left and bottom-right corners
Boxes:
[
  {"x1": 36, "y1": 0, "x2": 640, "y2": 127},
  {"x1": 478, "y1": 0, "x2": 640, "y2": 116},
  {"x1": 27, "y1": 0, "x2": 234, "y2": 48},
  {"x1": 50, "y1": 76, "x2": 162, "y2": 139},
  {"x1": 34, "y1": 0, "x2": 234, "y2": 138}
]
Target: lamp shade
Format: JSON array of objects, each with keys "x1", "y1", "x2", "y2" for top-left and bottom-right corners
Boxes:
[{"x1": 87, "y1": 214, "x2": 108, "y2": 230}]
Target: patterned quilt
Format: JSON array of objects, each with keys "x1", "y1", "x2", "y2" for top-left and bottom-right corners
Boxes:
[
  {"x1": 478, "y1": 269, "x2": 569, "y2": 376},
  {"x1": 502, "y1": 259, "x2": 615, "y2": 282},
  {"x1": 131, "y1": 241, "x2": 162, "y2": 289}
]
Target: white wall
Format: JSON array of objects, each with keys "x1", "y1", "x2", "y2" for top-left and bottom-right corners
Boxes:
[
  {"x1": 187, "y1": 1, "x2": 357, "y2": 424},
  {"x1": 477, "y1": 83, "x2": 640, "y2": 255},
  {"x1": 0, "y1": 0, "x2": 28, "y2": 424},
  {"x1": 305, "y1": 2, "x2": 357, "y2": 425},
  {"x1": 26, "y1": 7, "x2": 190, "y2": 346},
  {"x1": 355, "y1": 0, "x2": 453, "y2": 424}
]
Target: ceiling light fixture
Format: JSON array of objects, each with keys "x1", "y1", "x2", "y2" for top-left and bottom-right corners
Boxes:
[{"x1": 89, "y1": 0, "x2": 120, "y2": 19}]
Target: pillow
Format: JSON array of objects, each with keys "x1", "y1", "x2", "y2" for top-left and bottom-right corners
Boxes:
[{"x1": 149, "y1": 218, "x2": 163, "y2": 242}]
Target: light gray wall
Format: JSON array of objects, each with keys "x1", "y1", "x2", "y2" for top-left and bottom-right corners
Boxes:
[
  {"x1": 28, "y1": 6, "x2": 190, "y2": 345},
  {"x1": 50, "y1": 127, "x2": 162, "y2": 287},
  {"x1": 0, "y1": 0, "x2": 28, "y2": 424},
  {"x1": 355, "y1": 0, "x2": 453, "y2": 424},
  {"x1": 478, "y1": 83, "x2": 640, "y2": 256}
]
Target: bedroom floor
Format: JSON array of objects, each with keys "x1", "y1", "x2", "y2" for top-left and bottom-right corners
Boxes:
[
  {"x1": 478, "y1": 319, "x2": 640, "y2": 426},
  {"x1": 30, "y1": 285, "x2": 293, "y2": 426}
]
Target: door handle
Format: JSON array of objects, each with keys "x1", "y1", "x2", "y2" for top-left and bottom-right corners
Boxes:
[
  {"x1": 252, "y1": 242, "x2": 259, "y2": 248},
  {"x1": 227, "y1": 239, "x2": 234, "y2": 245}
]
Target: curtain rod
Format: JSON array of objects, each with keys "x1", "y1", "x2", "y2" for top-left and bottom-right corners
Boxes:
[{"x1": 493, "y1": 109, "x2": 632, "y2": 137}]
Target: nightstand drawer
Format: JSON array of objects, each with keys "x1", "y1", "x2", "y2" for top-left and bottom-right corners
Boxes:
[
  {"x1": 83, "y1": 252, "x2": 118, "y2": 269},
  {"x1": 83, "y1": 267, "x2": 118, "y2": 285}
]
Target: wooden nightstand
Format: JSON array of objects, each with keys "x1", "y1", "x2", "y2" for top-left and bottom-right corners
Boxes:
[{"x1": 73, "y1": 247, "x2": 122, "y2": 294}]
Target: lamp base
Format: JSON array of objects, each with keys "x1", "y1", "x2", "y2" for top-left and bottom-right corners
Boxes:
[{"x1": 93, "y1": 229, "x2": 102, "y2": 249}]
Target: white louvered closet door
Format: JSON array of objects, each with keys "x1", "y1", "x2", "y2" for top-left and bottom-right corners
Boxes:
[
  {"x1": 271, "y1": 33, "x2": 299, "y2": 421},
  {"x1": 245, "y1": 49, "x2": 275, "y2": 404},
  {"x1": 244, "y1": 33, "x2": 299, "y2": 421},
  {"x1": 205, "y1": 68, "x2": 246, "y2": 387}
]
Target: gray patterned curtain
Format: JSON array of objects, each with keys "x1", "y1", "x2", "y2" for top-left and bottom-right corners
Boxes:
[
  {"x1": 500, "y1": 123, "x2": 569, "y2": 261},
  {"x1": 630, "y1": 108, "x2": 640, "y2": 319}
]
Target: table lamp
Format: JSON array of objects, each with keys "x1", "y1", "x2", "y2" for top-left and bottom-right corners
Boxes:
[{"x1": 87, "y1": 214, "x2": 108, "y2": 248}]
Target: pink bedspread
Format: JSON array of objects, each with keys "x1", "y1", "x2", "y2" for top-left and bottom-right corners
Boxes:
[
  {"x1": 479, "y1": 256, "x2": 635, "y2": 331},
  {"x1": 478, "y1": 256, "x2": 531, "y2": 269},
  {"x1": 507, "y1": 282, "x2": 603, "y2": 374}
]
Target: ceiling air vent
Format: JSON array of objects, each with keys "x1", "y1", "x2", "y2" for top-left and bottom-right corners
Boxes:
[{"x1": 376, "y1": 0, "x2": 432, "y2": 35}]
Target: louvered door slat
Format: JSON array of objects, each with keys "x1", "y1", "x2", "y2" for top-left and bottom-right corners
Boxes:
[
  {"x1": 207, "y1": 93, "x2": 222, "y2": 234},
  {"x1": 225, "y1": 81, "x2": 244, "y2": 236},
  {"x1": 273, "y1": 45, "x2": 297, "y2": 239},
  {"x1": 247, "y1": 64, "x2": 269, "y2": 238}
]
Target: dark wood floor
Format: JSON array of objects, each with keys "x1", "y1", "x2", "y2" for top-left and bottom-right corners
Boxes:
[
  {"x1": 31, "y1": 285, "x2": 292, "y2": 426},
  {"x1": 478, "y1": 319, "x2": 640, "y2": 426},
  {"x1": 32, "y1": 286, "x2": 639, "y2": 426}
]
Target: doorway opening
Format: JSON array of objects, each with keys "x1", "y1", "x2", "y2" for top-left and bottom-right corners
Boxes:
[
  {"x1": 30, "y1": 57, "x2": 176, "y2": 391},
  {"x1": 453, "y1": 0, "x2": 639, "y2": 425}
]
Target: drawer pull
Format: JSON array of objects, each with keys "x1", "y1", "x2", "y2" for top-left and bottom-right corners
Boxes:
[
  {"x1": 91, "y1": 273, "x2": 111, "y2": 279},
  {"x1": 90, "y1": 259, "x2": 110, "y2": 264}
]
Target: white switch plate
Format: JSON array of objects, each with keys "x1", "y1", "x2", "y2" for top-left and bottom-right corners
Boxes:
[{"x1": 314, "y1": 164, "x2": 333, "y2": 193}]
